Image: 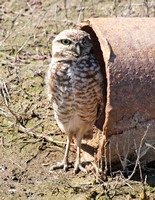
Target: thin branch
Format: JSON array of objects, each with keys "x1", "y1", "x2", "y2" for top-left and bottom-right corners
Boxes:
[
  {"x1": 7, "y1": 121, "x2": 71, "y2": 146},
  {"x1": 17, "y1": 36, "x2": 33, "y2": 53},
  {"x1": 1, "y1": 84, "x2": 19, "y2": 122},
  {"x1": 124, "y1": 124, "x2": 150, "y2": 182},
  {"x1": 145, "y1": 142, "x2": 155, "y2": 150},
  {"x1": 8, "y1": 158, "x2": 25, "y2": 170}
]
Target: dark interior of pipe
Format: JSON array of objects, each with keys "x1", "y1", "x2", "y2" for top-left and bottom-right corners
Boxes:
[{"x1": 80, "y1": 25, "x2": 107, "y2": 131}]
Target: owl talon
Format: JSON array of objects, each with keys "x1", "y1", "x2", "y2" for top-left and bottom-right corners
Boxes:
[
  {"x1": 49, "y1": 162, "x2": 68, "y2": 172},
  {"x1": 74, "y1": 164, "x2": 88, "y2": 174},
  {"x1": 64, "y1": 164, "x2": 68, "y2": 172}
]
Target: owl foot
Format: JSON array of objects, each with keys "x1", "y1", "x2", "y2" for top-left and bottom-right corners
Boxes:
[
  {"x1": 73, "y1": 164, "x2": 88, "y2": 174},
  {"x1": 49, "y1": 162, "x2": 68, "y2": 172}
]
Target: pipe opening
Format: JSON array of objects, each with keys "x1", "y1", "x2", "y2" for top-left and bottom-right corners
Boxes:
[{"x1": 80, "y1": 25, "x2": 107, "y2": 131}]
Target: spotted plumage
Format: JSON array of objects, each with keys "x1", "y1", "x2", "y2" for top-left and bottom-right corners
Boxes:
[{"x1": 46, "y1": 29, "x2": 104, "y2": 173}]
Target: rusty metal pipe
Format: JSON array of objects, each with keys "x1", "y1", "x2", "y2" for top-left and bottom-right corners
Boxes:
[{"x1": 78, "y1": 18, "x2": 155, "y2": 166}]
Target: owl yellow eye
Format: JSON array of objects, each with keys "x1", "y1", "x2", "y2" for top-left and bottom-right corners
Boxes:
[
  {"x1": 61, "y1": 39, "x2": 71, "y2": 45},
  {"x1": 82, "y1": 37, "x2": 87, "y2": 44}
]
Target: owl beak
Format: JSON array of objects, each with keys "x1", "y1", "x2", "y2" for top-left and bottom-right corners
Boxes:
[{"x1": 76, "y1": 44, "x2": 81, "y2": 55}]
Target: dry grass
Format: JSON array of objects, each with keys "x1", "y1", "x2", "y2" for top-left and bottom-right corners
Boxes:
[
  {"x1": 0, "y1": 0, "x2": 154, "y2": 146},
  {"x1": 0, "y1": 0, "x2": 155, "y2": 199}
]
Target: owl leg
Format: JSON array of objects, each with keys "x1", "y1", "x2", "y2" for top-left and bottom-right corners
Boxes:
[
  {"x1": 74, "y1": 134, "x2": 87, "y2": 174},
  {"x1": 50, "y1": 133, "x2": 72, "y2": 172},
  {"x1": 63, "y1": 133, "x2": 72, "y2": 170}
]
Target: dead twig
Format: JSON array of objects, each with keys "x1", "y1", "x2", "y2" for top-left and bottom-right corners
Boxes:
[
  {"x1": 0, "y1": 135, "x2": 5, "y2": 148},
  {"x1": 17, "y1": 36, "x2": 33, "y2": 54},
  {"x1": 1, "y1": 83, "x2": 19, "y2": 123},
  {"x1": 134, "y1": 138, "x2": 143, "y2": 183},
  {"x1": 27, "y1": 121, "x2": 44, "y2": 132},
  {"x1": 1, "y1": 86, "x2": 67, "y2": 147},
  {"x1": 25, "y1": 150, "x2": 40, "y2": 164},
  {"x1": 0, "y1": 108, "x2": 11, "y2": 117},
  {"x1": 64, "y1": 0, "x2": 68, "y2": 19},
  {"x1": 9, "y1": 158, "x2": 25, "y2": 170},
  {"x1": 145, "y1": 142, "x2": 155, "y2": 150},
  {"x1": 7, "y1": 120, "x2": 70, "y2": 146},
  {"x1": 19, "y1": 139, "x2": 42, "y2": 144},
  {"x1": 124, "y1": 124, "x2": 150, "y2": 182},
  {"x1": 116, "y1": 131, "x2": 129, "y2": 171},
  {"x1": 0, "y1": 10, "x2": 23, "y2": 46}
]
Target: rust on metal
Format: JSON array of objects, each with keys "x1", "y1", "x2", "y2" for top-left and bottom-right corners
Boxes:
[{"x1": 78, "y1": 18, "x2": 155, "y2": 165}]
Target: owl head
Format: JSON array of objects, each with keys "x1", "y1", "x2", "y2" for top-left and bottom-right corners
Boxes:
[{"x1": 52, "y1": 29, "x2": 93, "y2": 57}]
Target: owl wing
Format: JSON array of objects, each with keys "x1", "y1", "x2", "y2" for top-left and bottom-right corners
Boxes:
[
  {"x1": 47, "y1": 60, "x2": 71, "y2": 105},
  {"x1": 94, "y1": 71, "x2": 105, "y2": 120}
]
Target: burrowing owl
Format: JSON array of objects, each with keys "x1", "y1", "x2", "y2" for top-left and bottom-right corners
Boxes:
[{"x1": 47, "y1": 29, "x2": 104, "y2": 173}]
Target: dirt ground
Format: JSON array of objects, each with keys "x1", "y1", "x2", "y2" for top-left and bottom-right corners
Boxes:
[
  {"x1": 0, "y1": 0, "x2": 155, "y2": 199},
  {"x1": 0, "y1": 132, "x2": 155, "y2": 199}
]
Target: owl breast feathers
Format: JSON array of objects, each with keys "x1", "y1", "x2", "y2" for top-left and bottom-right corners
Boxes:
[{"x1": 47, "y1": 29, "x2": 104, "y2": 173}]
